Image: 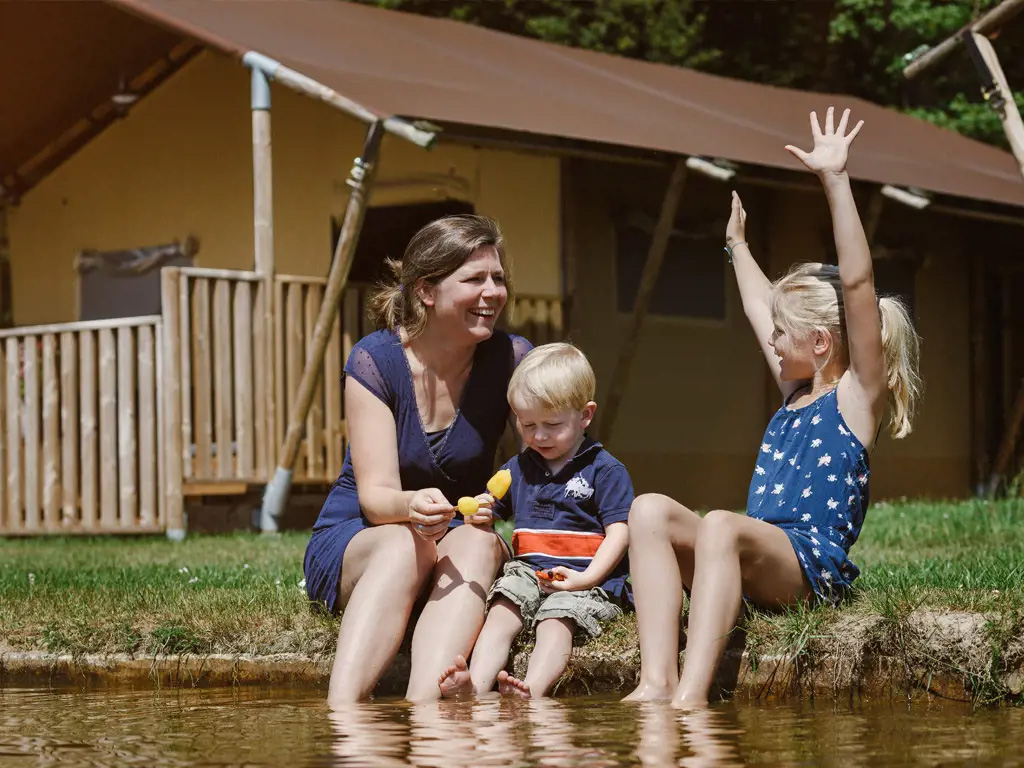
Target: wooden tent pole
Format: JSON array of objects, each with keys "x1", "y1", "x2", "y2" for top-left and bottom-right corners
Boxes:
[
  {"x1": 970, "y1": 32, "x2": 1024, "y2": 182},
  {"x1": 260, "y1": 121, "x2": 385, "y2": 531},
  {"x1": 903, "y1": 0, "x2": 1024, "y2": 80},
  {"x1": 598, "y1": 158, "x2": 688, "y2": 446}
]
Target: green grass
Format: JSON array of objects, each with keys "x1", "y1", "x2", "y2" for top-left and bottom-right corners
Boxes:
[{"x1": 1, "y1": 498, "x2": 1022, "y2": 700}]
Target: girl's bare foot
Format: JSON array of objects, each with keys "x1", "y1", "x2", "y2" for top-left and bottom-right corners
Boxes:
[
  {"x1": 437, "y1": 655, "x2": 474, "y2": 698},
  {"x1": 622, "y1": 680, "x2": 675, "y2": 702},
  {"x1": 496, "y1": 670, "x2": 532, "y2": 699}
]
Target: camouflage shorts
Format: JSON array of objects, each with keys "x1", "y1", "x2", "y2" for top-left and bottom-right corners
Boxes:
[{"x1": 486, "y1": 559, "x2": 622, "y2": 639}]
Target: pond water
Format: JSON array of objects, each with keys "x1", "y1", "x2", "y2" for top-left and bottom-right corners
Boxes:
[{"x1": 0, "y1": 687, "x2": 1021, "y2": 767}]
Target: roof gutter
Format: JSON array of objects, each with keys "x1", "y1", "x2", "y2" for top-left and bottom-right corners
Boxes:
[{"x1": 241, "y1": 51, "x2": 435, "y2": 149}]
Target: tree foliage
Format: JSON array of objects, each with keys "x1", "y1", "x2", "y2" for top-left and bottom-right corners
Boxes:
[{"x1": 355, "y1": 0, "x2": 1024, "y2": 148}]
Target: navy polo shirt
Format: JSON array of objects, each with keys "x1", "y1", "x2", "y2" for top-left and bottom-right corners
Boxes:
[{"x1": 493, "y1": 437, "x2": 634, "y2": 606}]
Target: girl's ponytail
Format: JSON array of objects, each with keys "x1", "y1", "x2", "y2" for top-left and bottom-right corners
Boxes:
[{"x1": 878, "y1": 296, "x2": 921, "y2": 439}]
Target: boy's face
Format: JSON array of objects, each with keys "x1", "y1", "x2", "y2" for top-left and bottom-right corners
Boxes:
[{"x1": 513, "y1": 402, "x2": 597, "y2": 466}]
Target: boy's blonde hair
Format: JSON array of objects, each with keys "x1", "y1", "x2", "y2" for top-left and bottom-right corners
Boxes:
[
  {"x1": 507, "y1": 343, "x2": 596, "y2": 413},
  {"x1": 771, "y1": 262, "x2": 922, "y2": 439}
]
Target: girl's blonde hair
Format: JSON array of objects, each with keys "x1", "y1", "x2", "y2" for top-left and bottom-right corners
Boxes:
[
  {"x1": 368, "y1": 215, "x2": 514, "y2": 340},
  {"x1": 507, "y1": 343, "x2": 596, "y2": 414},
  {"x1": 770, "y1": 262, "x2": 921, "y2": 439}
]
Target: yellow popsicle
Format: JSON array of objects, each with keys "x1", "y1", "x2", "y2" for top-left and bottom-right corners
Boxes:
[
  {"x1": 457, "y1": 496, "x2": 480, "y2": 516},
  {"x1": 486, "y1": 469, "x2": 512, "y2": 500}
]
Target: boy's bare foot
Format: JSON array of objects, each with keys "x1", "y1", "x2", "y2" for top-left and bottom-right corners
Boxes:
[
  {"x1": 622, "y1": 681, "x2": 674, "y2": 702},
  {"x1": 670, "y1": 694, "x2": 709, "y2": 710},
  {"x1": 438, "y1": 655, "x2": 474, "y2": 698},
  {"x1": 496, "y1": 670, "x2": 532, "y2": 699}
]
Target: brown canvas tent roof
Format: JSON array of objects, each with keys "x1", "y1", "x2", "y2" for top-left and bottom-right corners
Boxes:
[{"x1": 5, "y1": 0, "x2": 1024, "y2": 208}]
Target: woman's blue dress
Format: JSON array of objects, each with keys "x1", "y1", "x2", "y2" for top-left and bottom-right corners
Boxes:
[{"x1": 304, "y1": 329, "x2": 532, "y2": 613}]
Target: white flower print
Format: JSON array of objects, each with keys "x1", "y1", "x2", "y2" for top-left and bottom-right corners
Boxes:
[
  {"x1": 792, "y1": 418, "x2": 801, "y2": 429},
  {"x1": 838, "y1": 423, "x2": 849, "y2": 436},
  {"x1": 813, "y1": 548, "x2": 821, "y2": 557},
  {"x1": 811, "y1": 414, "x2": 821, "y2": 426},
  {"x1": 761, "y1": 442, "x2": 771, "y2": 454},
  {"x1": 804, "y1": 473, "x2": 812, "y2": 479},
  {"x1": 769, "y1": 430, "x2": 776, "y2": 437},
  {"x1": 789, "y1": 457, "x2": 797, "y2": 466},
  {"x1": 801, "y1": 487, "x2": 812, "y2": 498},
  {"x1": 847, "y1": 521, "x2": 854, "y2": 530},
  {"x1": 817, "y1": 453, "x2": 832, "y2": 467},
  {"x1": 811, "y1": 438, "x2": 822, "y2": 448},
  {"x1": 827, "y1": 474, "x2": 837, "y2": 483},
  {"x1": 827, "y1": 498, "x2": 839, "y2": 510},
  {"x1": 755, "y1": 465, "x2": 766, "y2": 476},
  {"x1": 858, "y1": 474, "x2": 868, "y2": 486},
  {"x1": 771, "y1": 483, "x2": 784, "y2": 495},
  {"x1": 773, "y1": 450, "x2": 785, "y2": 461},
  {"x1": 755, "y1": 485, "x2": 766, "y2": 495},
  {"x1": 821, "y1": 570, "x2": 832, "y2": 581},
  {"x1": 799, "y1": 552, "x2": 806, "y2": 562},
  {"x1": 848, "y1": 495, "x2": 856, "y2": 505},
  {"x1": 810, "y1": 526, "x2": 818, "y2": 533},
  {"x1": 801, "y1": 513, "x2": 811, "y2": 522},
  {"x1": 845, "y1": 474, "x2": 855, "y2": 487}
]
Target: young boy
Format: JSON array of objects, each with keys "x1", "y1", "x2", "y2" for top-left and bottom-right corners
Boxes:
[{"x1": 438, "y1": 343, "x2": 633, "y2": 699}]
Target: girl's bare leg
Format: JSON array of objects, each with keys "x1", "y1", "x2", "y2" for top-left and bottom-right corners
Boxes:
[
  {"x1": 623, "y1": 494, "x2": 704, "y2": 702},
  {"x1": 327, "y1": 524, "x2": 437, "y2": 707},
  {"x1": 520, "y1": 617, "x2": 575, "y2": 697},
  {"x1": 674, "y1": 510, "x2": 811, "y2": 708},
  {"x1": 405, "y1": 523, "x2": 507, "y2": 701}
]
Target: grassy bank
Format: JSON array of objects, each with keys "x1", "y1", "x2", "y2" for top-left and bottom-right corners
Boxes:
[{"x1": 1, "y1": 498, "x2": 1022, "y2": 700}]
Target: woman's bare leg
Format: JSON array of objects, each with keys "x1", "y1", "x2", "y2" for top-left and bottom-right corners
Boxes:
[
  {"x1": 405, "y1": 524, "x2": 507, "y2": 701},
  {"x1": 623, "y1": 494, "x2": 704, "y2": 702},
  {"x1": 673, "y1": 510, "x2": 811, "y2": 708},
  {"x1": 327, "y1": 524, "x2": 437, "y2": 707}
]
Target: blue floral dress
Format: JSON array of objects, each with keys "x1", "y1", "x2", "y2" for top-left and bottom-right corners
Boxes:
[{"x1": 746, "y1": 387, "x2": 869, "y2": 602}]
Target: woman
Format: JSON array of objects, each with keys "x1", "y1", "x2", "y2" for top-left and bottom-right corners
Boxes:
[{"x1": 303, "y1": 215, "x2": 532, "y2": 705}]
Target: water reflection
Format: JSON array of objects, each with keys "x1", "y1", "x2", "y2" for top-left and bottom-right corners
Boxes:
[{"x1": 0, "y1": 687, "x2": 1022, "y2": 767}]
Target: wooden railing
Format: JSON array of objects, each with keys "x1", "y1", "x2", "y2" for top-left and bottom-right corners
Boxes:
[
  {"x1": 0, "y1": 316, "x2": 164, "y2": 535},
  {"x1": 1, "y1": 269, "x2": 565, "y2": 538},
  {"x1": 274, "y1": 276, "x2": 371, "y2": 484}
]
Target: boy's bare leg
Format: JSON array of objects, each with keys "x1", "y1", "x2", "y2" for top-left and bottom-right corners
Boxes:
[
  {"x1": 623, "y1": 494, "x2": 704, "y2": 702},
  {"x1": 673, "y1": 510, "x2": 811, "y2": 709},
  {"x1": 453, "y1": 597, "x2": 524, "y2": 696},
  {"x1": 499, "y1": 616, "x2": 574, "y2": 699}
]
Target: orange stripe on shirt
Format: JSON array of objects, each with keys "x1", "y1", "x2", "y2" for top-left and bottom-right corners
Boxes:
[{"x1": 513, "y1": 529, "x2": 605, "y2": 559}]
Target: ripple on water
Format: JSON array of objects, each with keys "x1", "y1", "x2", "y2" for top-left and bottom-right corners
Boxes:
[{"x1": 0, "y1": 688, "x2": 1021, "y2": 767}]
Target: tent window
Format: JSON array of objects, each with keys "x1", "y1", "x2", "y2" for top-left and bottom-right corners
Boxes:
[{"x1": 615, "y1": 225, "x2": 726, "y2": 320}]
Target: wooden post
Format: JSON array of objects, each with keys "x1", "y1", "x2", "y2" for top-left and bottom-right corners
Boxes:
[
  {"x1": 970, "y1": 32, "x2": 1024, "y2": 182},
  {"x1": 260, "y1": 121, "x2": 385, "y2": 530},
  {"x1": 598, "y1": 158, "x2": 688, "y2": 446},
  {"x1": 161, "y1": 269, "x2": 185, "y2": 539},
  {"x1": 903, "y1": 0, "x2": 1024, "y2": 80},
  {"x1": 60, "y1": 332, "x2": 78, "y2": 527},
  {"x1": 251, "y1": 66, "x2": 277, "y2": 478}
]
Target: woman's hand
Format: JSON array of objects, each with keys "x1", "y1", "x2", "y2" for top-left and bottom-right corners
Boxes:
[
  {"x1": 407, "y1": 488, "x2": 454, "y2": 541},
  {"x1": 538, "y1": 566, "x2": 592, "y2": 593},
  {"x1": 462, "y1": 493, "x2": 496, "y2": 526},
  {"x1": 785, "y1": 107, "x2": 863, "y2": 177},
  {"x1": 726, "y1": 191, "x2": 746, "y2": 246}
]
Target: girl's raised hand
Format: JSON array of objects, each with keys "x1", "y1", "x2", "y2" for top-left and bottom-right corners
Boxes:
[
  {"x1": 726, "y1": 191, "x2": 747, "y2": 245},
  {"x1": 785, "y1": 107, "x2": 863, "y2": 176}
]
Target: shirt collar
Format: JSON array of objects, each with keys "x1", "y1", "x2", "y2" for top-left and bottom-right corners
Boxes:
[{"x1": 523, "y1": 435, "x2": 602, "y2": 476}]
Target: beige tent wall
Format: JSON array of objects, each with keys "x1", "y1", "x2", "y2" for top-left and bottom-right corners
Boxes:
[
  {"x1": 565, "y1": 158, "x2": 972, "y2": 505},
  {"x1": 7, "y1": 51, "x2": 560, "y2": 326}
]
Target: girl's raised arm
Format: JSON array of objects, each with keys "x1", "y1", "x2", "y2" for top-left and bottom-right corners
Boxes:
[
  {"x1": 727, "y1": 192, "x2": 802, "y2": 401},
  {"x1": 785, "y1": 108, "x2": 887, "y2": 436}
]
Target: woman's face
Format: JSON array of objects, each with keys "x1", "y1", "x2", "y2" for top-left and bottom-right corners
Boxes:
[{"x1": 421, "y1": 246, "x2": 508, "y2": 343}]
